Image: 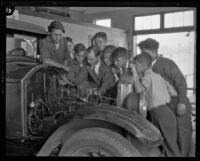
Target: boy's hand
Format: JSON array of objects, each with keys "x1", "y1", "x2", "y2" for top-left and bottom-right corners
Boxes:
[
  {"x1": 63, "y1": 66, "x2": 71, "y2": 72},
  {"x1": 129, "y1": 62, "x2": 137, "y2": 73},
  {"x1": 58, "y1": 74, "x2": 69, "y2": 85},
  {"x1": 129, "y1": 62, "x2": 140, "y2": 81},
  {"x1": 94, "y1": 90, "x2": 102, "y2": 96},
  {"x1": 176, "y1": 103, "x2": 186, "y2": 116}
]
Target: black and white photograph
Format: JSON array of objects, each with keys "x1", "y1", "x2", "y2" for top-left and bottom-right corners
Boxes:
[{"x1": 1, "y1": 1, "x2": 197, "y2": 157}]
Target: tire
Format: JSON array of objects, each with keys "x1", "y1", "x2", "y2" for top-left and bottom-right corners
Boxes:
[{"x1": 58, "y1": 127, "x2": 141, "y2": 157}]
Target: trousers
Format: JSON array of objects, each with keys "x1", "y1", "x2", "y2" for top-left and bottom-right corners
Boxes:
[
  {"x1": 167, "y1": 96, "x2": 194, "y2": 157},
  {"x1": 149, "y1": 104, "x2": 181, "y2": 157}
]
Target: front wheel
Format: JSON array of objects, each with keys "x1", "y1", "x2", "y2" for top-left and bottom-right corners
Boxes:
[{"x1": 58, "y1": 127, "x2": 141, "y2": 157}]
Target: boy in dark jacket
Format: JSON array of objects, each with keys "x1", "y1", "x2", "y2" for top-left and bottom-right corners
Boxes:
[
  {"x1": 137, "y1": 38, "x2": 194, "y2": 157},
  {"x1": 76, "y1": 45, "x2": 115, "y2": 96}
]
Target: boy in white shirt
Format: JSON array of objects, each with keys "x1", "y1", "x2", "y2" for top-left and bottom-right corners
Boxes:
[{"x1": 130, "y1": 52, "x2": 181, "y2": 157}]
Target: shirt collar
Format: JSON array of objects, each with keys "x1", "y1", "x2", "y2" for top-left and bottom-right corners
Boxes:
[
  {"x1": 94, "y1": 60, "x2": 101, "y2": 69},
  {"x1": 47, "y1": 35, "x2": 63, "y2": 46},
  {"x1": 70, "y1": 52, "x2": 74, "y2": 59},
  {"x1": 151, "y1": 55, "x2": 161, "y2": 67},
  {"x1": 55, "y1": 43, "x2": 59, "y2": 49},
  {"x1": 152, "y1": 59, "x2": 157, "y2": 66}
]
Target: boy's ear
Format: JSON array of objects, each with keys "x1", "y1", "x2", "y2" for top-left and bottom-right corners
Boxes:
[
  {"x1": 152, "y1": 49, "x2": 157, "y2": 53},
  {"x1": 114, "y1": 60, "x2": 118, "y2": 65}
]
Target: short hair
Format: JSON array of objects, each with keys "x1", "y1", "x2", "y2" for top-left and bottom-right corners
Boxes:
[
  {"x1": 48, "y1": 20, "x2": 65, "y2": 33},
  {"x1": 93, "y1": 32, "x2": 107, "y2": 41},
  {"x1": 65, "y1": 37, "x2": 73, "y2": 43},
  {"x1": 134, "y1": 52, "x2": 153, "y2": 68},
  {"x1": 74, "y1": 43, "x2": 86, "y2": 55},
  {"x1": 137, "y1": 38, "x2": 159, "y2": 52},
  {"x1": 102, "y1": 45, "x2": 116, "y2": 55},
  {"x1": 110, "y1": 47, "x2": 128, "y2": 63},
  {"x1": 87, "y1": 45, "x2": 101, "y2": 57},
  {"x1": 91, "y1": 36, "x2": 96, "y2": 46}
]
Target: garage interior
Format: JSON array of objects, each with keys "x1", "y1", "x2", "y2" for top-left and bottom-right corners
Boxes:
[{"x1": 5, "y1": 5, "x2": 196, "y2": 157}]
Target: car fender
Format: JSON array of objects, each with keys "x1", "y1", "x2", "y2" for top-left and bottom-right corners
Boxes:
[{"x1": 37, "y1": 105, "x2": 163, "y2": 156}]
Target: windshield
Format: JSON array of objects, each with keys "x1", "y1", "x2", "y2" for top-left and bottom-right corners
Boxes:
[{"x1": 6, "y1": 33, "x2": 37, "y2": 58}]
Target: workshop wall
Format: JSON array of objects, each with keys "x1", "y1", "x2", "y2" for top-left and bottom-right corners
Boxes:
[{"x1": 18, "y1": 13, "x2": 128, "y2": 48}]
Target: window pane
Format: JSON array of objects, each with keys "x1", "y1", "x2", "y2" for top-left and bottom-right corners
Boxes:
[
  {"x1": 135, "y1": 17, "x2": 143, "y2": 30},
  {"x1": 165, "y1": 10, "x2": 194, "y2": 28},
  {"x1": 143, "y1": 16, "x2": 152, "y2": 30},
  {"x1": 6, "y1": 34, "x2": 37, "y2": 58},
  {"x1": 151, "y1": 15, "x2": 160, "y2": 29},
  {"x1": 165, "y1": 13, "x2": 174, "y2": 28},
  {"x1": 95, "y1": 19, "x2": 111, "y2": 27},
  {"x1": 184, "y1": 11, "x2": 194, "y2": 26},
  {"x1": 7, "y1": 9, "x2": 19, "y2": 20},
  {"x1": 134, "y1": 14, "x2": 160, "y2": 30},
  {"x1": 174, "y1": 12, "x2": 184, "y2": 27}
]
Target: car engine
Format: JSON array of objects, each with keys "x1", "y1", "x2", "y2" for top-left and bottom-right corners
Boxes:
[{"x1": 26, "y1": 68, "x2": 116, "y2": 137}]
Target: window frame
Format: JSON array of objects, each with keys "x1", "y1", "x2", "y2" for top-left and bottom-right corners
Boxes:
[
  {"x1": 134, "y1": 13, "x2": 161, "y2": 31},
  {"x1": 131, "y1": 8, "x2": 196, "y2": 92},
  {"x1": 164, "y1": 10, "x2": 195, "y2": 28},
  {"x1": 93, "y1": 18, "x2": 112, "y2": 28},
  {"x1": 132, "y1": 9, "x2": 195, "y2": 34}
]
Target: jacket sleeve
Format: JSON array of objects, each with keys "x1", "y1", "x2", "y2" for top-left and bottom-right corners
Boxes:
[
  {"x1": 98, "y1": 66, "x2": 115, "y2": 95},
  {"x1": 67, "y1": 68, "x2": 75, "y2": 82},
  {"x1": 63, "y1": 38, "x2": 71, "y2": 61},
  {"x1": 74, "y1": 66, "x2": 88, "y2": 85},
  {"x1": 167, "y1": 59, "x2": 188, "y2": 104},
  {"x1": 164, "y1": 79, "x2": 177, "y2": 97}
]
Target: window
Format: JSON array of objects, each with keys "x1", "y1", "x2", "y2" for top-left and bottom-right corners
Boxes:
[
  {"x1": 7, "y1": 9, "x2": 19, "y2": 20},
  {"x1": 93, "y1": 19, "x2": 111, "y2": 27},
  {"x1": 135, "y1": 14, "x2": 160, "y2": 31},
  {"x1": 6, "y1": 34, "x2": 37, "y2": 58},
  {"x1": 135, "y1": 31, "x2": 195, "y2": 93},
  {"x1": 164, "y1": 10, "x2": 194, "y2": 28}
]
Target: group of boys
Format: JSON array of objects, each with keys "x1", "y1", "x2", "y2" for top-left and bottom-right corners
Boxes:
[{"x1": 39, "y1": 20, "x2": 194, "y2": 157}]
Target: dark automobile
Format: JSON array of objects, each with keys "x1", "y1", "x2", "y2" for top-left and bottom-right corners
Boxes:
[{"x1": 5, "y1": 18, "x2": 163, "y2": 156}]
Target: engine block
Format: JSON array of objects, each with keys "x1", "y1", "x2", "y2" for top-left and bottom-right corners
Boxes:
[{"x1": 27, "y1": 71, "x2": 117, "y2": 136}]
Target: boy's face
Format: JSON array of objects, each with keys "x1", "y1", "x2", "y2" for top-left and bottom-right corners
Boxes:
[
  {"x1": 141, "y1": 48, "x2": 157, "y2": 60},
  {"x1": 135, "y1": 61, "x2": 146, "y2": 74},
  {"x1": 76, "y1": 50, "x2": 86, "y2": 64},
  {"x1": 67, "y1": 41, "x2": 74, "y2": 54},
  {"x1": 114, "y1": 57, "x2": 127, "y2": 69},
  {"x1": 103, "y1": 52, "x2": 111, "y2": 66},
  {"x1": 87, "y1": 50, "x2": 100, "y2": 66},
  {"x1": 50, "y1": 29, "x2": 63, "y2": 44},
  {"x1": 95, "y1": 37, "x2": 107, "y2": 51}
]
